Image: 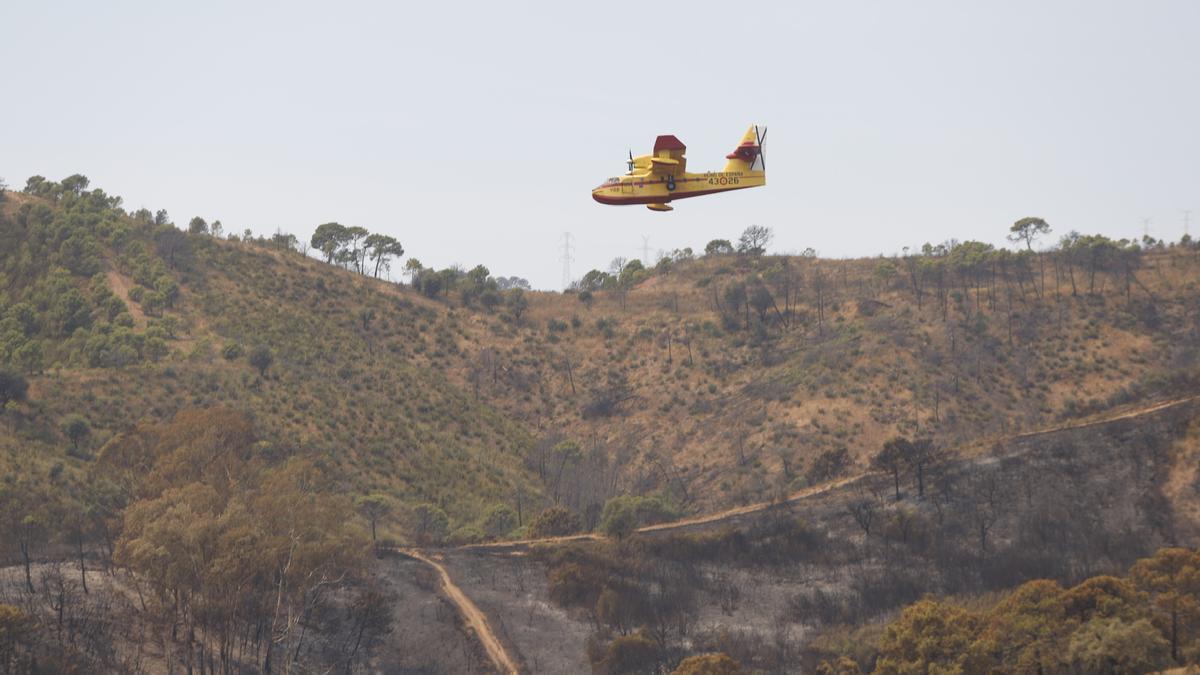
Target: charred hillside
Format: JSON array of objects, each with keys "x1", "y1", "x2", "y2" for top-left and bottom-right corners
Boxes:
[{"x1": 433, "y1": 395, "x2": 1200, "y2": 672}]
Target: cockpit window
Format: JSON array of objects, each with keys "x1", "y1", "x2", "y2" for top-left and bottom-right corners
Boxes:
[{"x1": 605, "y1": 177, "x2": 619, "y2": 185}]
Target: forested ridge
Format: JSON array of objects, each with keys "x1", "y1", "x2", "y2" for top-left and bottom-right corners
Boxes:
[{"x1": 3, "y1": 174, "x2": 1200, "y2": 672}]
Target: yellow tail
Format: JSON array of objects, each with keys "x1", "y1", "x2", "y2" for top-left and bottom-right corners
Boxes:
[{"x1": 723, "y1": 124, "x2": 765, "y2": 173}]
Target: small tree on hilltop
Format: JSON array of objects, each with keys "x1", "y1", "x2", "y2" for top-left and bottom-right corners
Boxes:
[
  {"x1": 737, "y1": 225, "x2": 773, "y2": 256},
  {"x1": 311, "y1": 222, "x2": 350, "y2": 264},
  {"x1": 345, "y1": 226, "x2": 370, "y2": 273},
  {"x1": 60, "y1": 174, "x2": 90, "y2": 195},
  {"x1": 506, "y1": 288, "x2": 529, "y2": 323},
  {"x1": 705, "y1": 239, "x2": 735, "y2": 256},
  {"x1": 403, "y1": 258, "x2": 423, "y2": 284},
  {"x1": 1008, "y1": 217, "x2": 1051, "y2": 251},
  {"x1": 364, "y1": 233, "x2": 404, "y2": 278}
]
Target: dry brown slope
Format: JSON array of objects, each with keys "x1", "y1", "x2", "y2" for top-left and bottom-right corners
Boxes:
[{"x1": 441, "y1": 248, "x2": 1200, "y2": 517}]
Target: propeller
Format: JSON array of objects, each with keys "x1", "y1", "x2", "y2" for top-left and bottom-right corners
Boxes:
[
  {"x1": 626, "y1": 149, "x2": 635, "y2": 174},
  {"x1": 754, "y1": 125, "x2": 768, "y2": 171}
]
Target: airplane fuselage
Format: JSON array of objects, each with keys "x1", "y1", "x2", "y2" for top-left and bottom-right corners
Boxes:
[
  {"x1": 591, "y1": 169, "x2": 765, "y2": 206},
  {"x1": 593, "y1": 126, "x2": 767, "y2": 211}
]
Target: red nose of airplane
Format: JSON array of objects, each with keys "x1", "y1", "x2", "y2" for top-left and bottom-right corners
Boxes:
[{"x1": 592, "y1": 190, "x2": 624, "y2": 205}]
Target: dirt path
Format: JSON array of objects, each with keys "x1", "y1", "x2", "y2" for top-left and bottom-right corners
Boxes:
[
  {"x1": 999, "y1": 394, "x2": 1197, "y2": 440},
  {"x1": 399, "y1": 548, "x2": 520, "y2": 675},
  {"x1": 105, "y1": 263, "x2": 147, "y2": 328},
  {"x1": 643, "y1": 392, "x2": 1200, "y2": 533}
]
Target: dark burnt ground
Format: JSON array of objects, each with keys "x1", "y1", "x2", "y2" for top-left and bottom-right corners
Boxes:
[
  {"x1": 370, "y1": 552, "x2": 498, "y2": 674},
  {"x1": 434, "y1": 397, "x2": 1200, "y2": 672}
]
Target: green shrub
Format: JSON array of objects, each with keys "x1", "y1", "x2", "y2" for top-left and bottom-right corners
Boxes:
[
  {"x1": 449, "y1": 524, "x2": 485, "y2": 546},
  {"x1": 407, "y1": 504, "x2": 450, "y2": 545},
  {"x1": 528, "y1": 505, "x2": 583, "y2": 538},
  {"x1": 481, "y1": 504, "x2": 518, "y2": 539},
  {"x1": 221, "y1": 342, "x2": 243, "y2": 360},
  {"x1": 594, "y1": 631, "x2": 660, "y2": 674},
  {"x1": 0, "y1": 369, "x2": 30, "y2": 405}
]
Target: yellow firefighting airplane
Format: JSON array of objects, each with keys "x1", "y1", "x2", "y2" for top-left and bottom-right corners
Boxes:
[{"x1": 592, "y1": 125, "x2": 766, "y2": 211}]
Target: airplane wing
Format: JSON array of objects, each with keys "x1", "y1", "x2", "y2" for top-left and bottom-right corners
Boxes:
[
  {"x1": 650, "y1": 157, "x2": 680, "y2": 174},
  {"x1": 651, "y1": 135, "x2": 687, "y2": 175}
]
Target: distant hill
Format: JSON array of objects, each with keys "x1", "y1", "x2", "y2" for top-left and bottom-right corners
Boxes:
[{"x1": 3, "y1": 174, "x2": 1199, "y2": 542}]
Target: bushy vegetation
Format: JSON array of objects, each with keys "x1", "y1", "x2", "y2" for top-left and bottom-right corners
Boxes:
[
  {"x1": 829, "y1": 546, "x2": 1200, "y2": 673},
  {"x1": 0, "y1": 175, "x2": 545, "y2": 540},
  {"x1": 0, "y1": 408, "x2": 390, "y2": 672}
]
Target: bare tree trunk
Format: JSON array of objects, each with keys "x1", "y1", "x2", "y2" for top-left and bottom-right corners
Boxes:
[
  {"x1": 19, "y1": 540, "x2": 34, "y2": 594},
  {"x1": 77, "y1": 535, "x2": 88, "y2": 594},
  {"x1": 564, "y1": 356, "x2": 576, "y2": 395}
]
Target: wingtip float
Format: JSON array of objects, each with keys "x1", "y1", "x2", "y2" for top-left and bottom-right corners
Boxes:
[{"x1": 592, "y1": 124, "x2": 766, "y2": 212}]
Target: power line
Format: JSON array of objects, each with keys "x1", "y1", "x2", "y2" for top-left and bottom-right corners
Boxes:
[
  {"x1": 1141, "y1": 217, "x2": 1151, "y2": 238},
  {"x1": 1184, "y1": 210, "x2": 1192, "y2": 237},
  {"x1": 641, "y1": 235, "x2": 651, "y2": 265},
  {"x1": 559, "y1": 232, "x2": 575, "y2": 290}
]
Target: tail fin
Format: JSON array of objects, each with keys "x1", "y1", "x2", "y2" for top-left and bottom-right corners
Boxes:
[{"x1": 723, "y1": 124, "x2": 765, "y2": 173}]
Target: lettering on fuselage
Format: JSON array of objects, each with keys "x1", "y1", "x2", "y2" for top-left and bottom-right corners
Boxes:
[
  {"x1": 620, "y1": 173, "x2": 750, "y2": 187},
  {"x1": 596, "y1": 171, "x2": 758, "y2": 195},
  {"x1": 702, "y1": 172, "x2": 745, "y2": 186}
]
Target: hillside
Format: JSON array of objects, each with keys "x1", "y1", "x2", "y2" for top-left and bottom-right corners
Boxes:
[
  {"x1": 432, "y1": 395, "x2": 1200, "y2": 672},
  {"x1": 456, "y1": 238, "x2": 1200, "y2": 515},
  {"x1": 3, "y1": 174, "x2": 1200, "y2": 542},
  {"x1": 0, "y1": 180, "x2": 538, "y2": 534},
  {"x1": 4, "y1": 175, "x2": 1200, "y2": 673}
]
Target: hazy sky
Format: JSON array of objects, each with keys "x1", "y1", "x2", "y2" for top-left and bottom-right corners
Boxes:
[{"x1": 3, "y1": 1, "x2": 1198, "y2": 289}]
